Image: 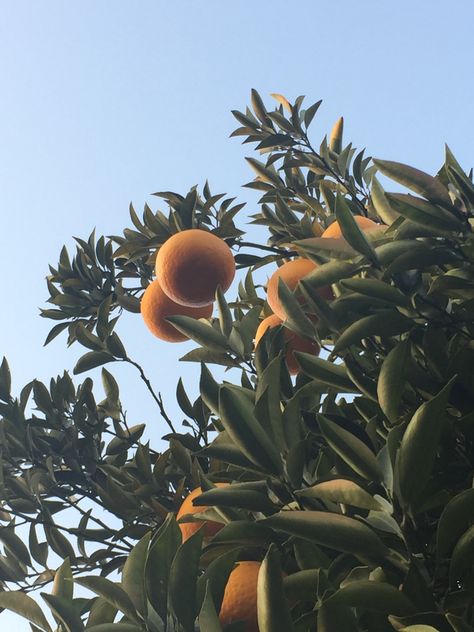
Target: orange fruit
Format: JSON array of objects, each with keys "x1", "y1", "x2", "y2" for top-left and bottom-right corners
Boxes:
[
  {"x1": 321, "y1": 215, "x2": 379, "y2": 239},
  {"x1": 254, "y1": 313, "x2": 320, "y2": 375},
  {"x1": 219, "y1": 561, "x2": 261, "y2": 632},
  {"x1": 155, "y1": 229, "x2": 235, "y2": 307},
  {"x1": 266, "y1": 258, "x2": 333, "y2": 320},
  {"x1": 140, "y1": 279, "x2": 213, "y2": 343},
  {"x1": 176, "y1": 483, "x2": 228, "y2": 543}
]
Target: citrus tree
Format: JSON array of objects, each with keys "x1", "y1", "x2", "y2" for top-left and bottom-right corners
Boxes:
[{"x1": 0, "y1": 90, "x2": 474, "y2": 632}]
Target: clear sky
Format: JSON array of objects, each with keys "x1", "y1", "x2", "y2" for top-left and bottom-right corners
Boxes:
[{"x1": 1, "y1": 1, "x2": 473, "y2": 628}]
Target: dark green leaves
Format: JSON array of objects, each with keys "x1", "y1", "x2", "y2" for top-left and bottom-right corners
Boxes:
[
  {"x1": 335, "y1": 195, "x2": 378, "y2": 264},
  {"x1": 257, "y1": 546, "x2": 294, "y2": 632},
  {"x1": 169, "y1": 529, "x2": 203, "y2": 631},
  {"x1": 396, "y1": 377, "x2": 456, "y2": 509},
  {"x1": 334, "y1": 310, "x2": 412, "y2": 353},
  {"x1": 0, "y1": 592, "x2": 52, "y2": 632},
  {"x1": 373, "y1": 159, "x2": 452, "y2": 208},
  {"x1": 218, "y1": 385, "x2": 283, "y2": 475},
  {"x1": 264, "y1": 511, "x2": 389, "y2": 562},
  {"x1": 317, "y1": 415, "x2": 383, "y2": 482},
  {"x1": 377, "y1": 341, "x2": 410, "y2": 423}
]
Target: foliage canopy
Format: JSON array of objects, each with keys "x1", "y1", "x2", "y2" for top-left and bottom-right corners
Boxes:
[{"x1": 1, "y1": 89, "x2": 474, "y2": 631}]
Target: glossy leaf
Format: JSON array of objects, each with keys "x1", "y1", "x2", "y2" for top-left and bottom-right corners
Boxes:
[
  {"x1": 397, "y1": 377, "x2": 455, "y2": 508},
  {"x1": 334, "y1": 310, "x2": 412, "y2": 353},
  {"x1": 335, "y1": 195, "x2": 378, "y2": 263},
  {"x1": 437, "y1": 489, "x2": 474, "y2": 558},
  {"x1": 377, "y1": 341, "x2": 410, "y2": 423},
  {"x1": 318, "y1": 414, "x2": 383, "y2": 481},
  {"x1": 41, "y1": 593, "x2": 84, "y2": 632},
  {"x1": 74, "y1": 577, "x2": 139, "y2": 624},
  {"x1": 121, "y1": 532, "x2": 150, "y2": 616},
  {"x1": 0, "y1": 592, "x2": 52, "y2": 632},
  {"x1": 297, "y1": 479, "x2": 383, "y2": 510},
  {"x1": 257, "y1": 545, "x2": 294, "y2": 632},
  {"x1": 169, "y1": 528, "x2": 203, "y2": 632},
  {"x1": 166, "y1": 315, "x2": 230, "y2": 353},
  {"x1": 218, "y1": 385, "x2": 283, "y2": 475},
  {"x1": 373, "y1": 159, "x2": 452, "y2": 208},
  {"x1": 263, "y1": 511, "x2": 389, "y2": 562},
  {"x1": 325, "y1": 580, "x2": 416, "y2": 615}
]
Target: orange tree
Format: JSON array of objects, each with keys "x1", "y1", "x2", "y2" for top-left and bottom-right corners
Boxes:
[{"x1": 0, "y1": 90, "x2": 474, "y2": 631}]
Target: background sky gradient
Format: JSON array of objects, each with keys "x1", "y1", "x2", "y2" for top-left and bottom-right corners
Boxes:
[{"x1": 1, "y1": 1, "x2": 473, "y2": 628}]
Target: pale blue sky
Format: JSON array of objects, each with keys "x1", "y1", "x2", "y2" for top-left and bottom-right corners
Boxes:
[{"x1": 1, "y1": 1, "x2": 473, "y2": 628}]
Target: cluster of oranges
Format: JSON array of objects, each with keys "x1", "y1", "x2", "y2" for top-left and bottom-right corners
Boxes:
[
  {"x1": 255, "y1": 215, "x2": 379, "y2": 375},
  {"x1": 141, "y1": 217, "x2": 379, "y2": 376},
  {"x1": 141, "y1": 229, "x2": 236, "y2": 342},
  {"x1": 164, "y1": 217, "x2": 380, "y2": 630}
]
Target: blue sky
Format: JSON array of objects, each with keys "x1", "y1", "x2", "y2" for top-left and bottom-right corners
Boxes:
[{"x1": 1, "y1": 1, "x2": 473, "y2": 628}]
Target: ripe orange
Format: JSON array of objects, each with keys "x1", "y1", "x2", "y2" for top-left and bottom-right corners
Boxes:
[
  {"x1": 321, "y1": 215, "x2": 379, "y2": 239},
  {"x1": 155, "y1": 229, "x2": 235, "y2": 307},
  {"x1": 176, "y1": 483, "x2": 228, "y2": 543},
  {"x1": 140, "y1": 279, "x2": 213, "y2": 343},
  {"x1": 254, "y1": 313, "x2": 320, "y2": 375},
  {"x1": 266, "y1": 258, "x2": 333, "y2": 320},
  {"x1": 219, "y1": 561, "x2": 261, "y2": 632}
]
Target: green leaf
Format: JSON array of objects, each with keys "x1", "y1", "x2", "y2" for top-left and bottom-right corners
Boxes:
[
  {"x1": 335, "y1": 195, "x2": 378, "y2": 263},
  {"x1": 324, "y1": 580, "x2": 416, "y2": 615},
  {"x1": 264, "y1": 511, "x2": 389, "y2": 563},
  {"x1": 121, "y1": 532, "x2": 150, "y2": 616},
  {"x1": 245, "y1": 157, "x2": 282, "y2": 186},
  {"x1": 277, "y1": 278, "x2": 316, "y2": 338},
  {"x1": 446, "y1": 613, "x2": 473, "y2": 632},
  {"x1": 283, "y1": 569, "x2": 320, "y2": 603},
  {"x1": 85, "y1": 626, "x2": 143, "y2": 632},
  {"x1": 169, "y1": 528, "x2": 203, "y2": 632},
  {"x1": 294, "y1": 354, "x2": 357, "y2": 393},
  {"x1": 257, "y1": 546, "x2": 294, "y2": 632},
  {"x1": 41, "y1": 593, "x2": 84, "y2": 632},
  {"x1": 0, "y1": 592, "x2": 52, "y2": 632},
  {"x1": 334, "y1": 310, "x2": 412, "y2": 353},
  {"x1": 73, "y1": 352, "x2": 115, "y2": 375},
  {"x1": 0, "y1": 357, "x2": 11, "y2": 401},
  {"x1": 198, "y1": 583, "x2": 223, "y2": 632},
  {"x1": 377, "y1": 341, "x2": 410, "y2": 423},
  {"x1": 399, "y1": 627, "x2": 442, "y2": 632},
  {"x1": 318, "y1": 603, "x2": 358, "y2": 632},
  {"x1": 329, "y1": 117, "x2": 344, "y2": 153},
  {"x1": 396, "y1": 377, "x2": 456, "y2": 509},
  {"x1": 449, "y1": 524, "x2": 474, "y2": 587},
  {"x1": 317, "y1": 414, "x2": 383, "y2": 482},
  {"x1": 145, "y1": 514, "x2": 181, "y2": 623},
  {"x1": 74, "y1": 577, "x2": 139, "y2": 624},
  {"x1": 52, "y1": 558, "x2": 73, "y2": 601},
  {"x1": 166, "y1": 315, "x2": 230, "y2": 353},
  {"x1": 386, "y1": 193, "x2": 462, "y2": 232},
  {"x1": 218, "y1": 385, "x2": 283, "y2": 475},
  {"x1": 437, "y1": 489, "x2": 474, "y2": 558},
  {"x1": 0, "y1": 526, "x2": 32, "y2": 567},
  {"x1": 194, "y1": 486, "x2": 275, "y2": 513},
  {"x1": 341, "y1": 278, "x2": 409, "y2": 308},
  {"x1": 199, "y1": 362, "x2": 220, "y2": 415},
  {"x1": 373, "y1": 159, "x2": 452, "y2": 208},
  {"x1": 303, "y1": 100, "x2": 322, "y2": 128},
  {"x1": 370, "y1": 177, "x2": 400, "y2": 225},
  {"x1": 76, "y1": 324, "x2": 104, "y2": 351},
  {"x1": 297, "y1": 479, "x2": 383, "y2": 510},
  {"x1": 215, "y1": 286, "x2": 233, "y2": 338},
  {"x1": 84, "y1": 597, "x2": 117, "y2": 627},
  {"x1": 101, "y1": 368, "x2": 119, "y2": 403},
  {"x1": 197, "y1": 549, "x2": 241, "y2": 615}
]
